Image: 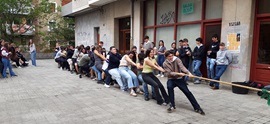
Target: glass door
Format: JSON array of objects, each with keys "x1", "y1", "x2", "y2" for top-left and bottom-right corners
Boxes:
[{"x1": 252, "y1": 20, "x2": 270, "y2": 83}]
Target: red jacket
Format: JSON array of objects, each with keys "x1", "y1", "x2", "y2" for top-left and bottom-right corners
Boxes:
[{"x1": 0, "y1": 47, "x2": 9, "y2": 59}]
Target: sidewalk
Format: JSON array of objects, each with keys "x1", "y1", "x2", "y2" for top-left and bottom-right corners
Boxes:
[{"x1": 0, "y1": 59, "x2": 269, "y2": 124}]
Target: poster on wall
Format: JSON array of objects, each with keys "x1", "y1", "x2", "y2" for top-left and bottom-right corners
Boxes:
[
  {"x1": 227, "y1": 33, "x2": 241, "y2": 51},
  {"x1": 182, "y1": 2, "x2": 194, "y2": 15}
]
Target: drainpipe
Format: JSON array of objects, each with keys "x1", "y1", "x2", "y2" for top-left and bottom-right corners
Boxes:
[{"x1": 130, "y1": 0, "x2": 134, "y2": 49}]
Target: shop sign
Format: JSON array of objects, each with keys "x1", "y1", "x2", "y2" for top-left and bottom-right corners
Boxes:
[{"x1": 182, "y1": 2, "x2": 194, "y2": 15}]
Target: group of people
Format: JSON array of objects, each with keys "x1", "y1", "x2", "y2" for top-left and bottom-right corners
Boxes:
[
  {"x1": 54, "y1": 34, "x2": 232, "y2": 115},
  {"x1": 0, "y1": 39, "x2": 37, "y2": 78}
]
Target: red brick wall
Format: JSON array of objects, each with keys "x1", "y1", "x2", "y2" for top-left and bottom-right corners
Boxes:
[{"x1": 62, "y1": 0, "x2": 72, "y2": 6}]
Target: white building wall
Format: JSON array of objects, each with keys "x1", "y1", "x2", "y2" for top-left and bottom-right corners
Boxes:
[
  {"x1": 75, "y1": 0, "x2": 131, "y2": 50},
  {"x1": 220, "y1": 0, "x2": 254, "y2": 82}
]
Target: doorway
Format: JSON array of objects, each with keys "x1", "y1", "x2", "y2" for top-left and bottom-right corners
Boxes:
[
  {"x1": 202, "y1": 23, "x2": 222, "y2": 77},
  {"x1": 119, "y1": 17, "x2": 131, "y2": 54},
  {"x1": 251, "y1": 19, "x2": 270, "y2": 84},
  {"x1": 94, "y1": 27, "x2": 100, "y2": 45}
]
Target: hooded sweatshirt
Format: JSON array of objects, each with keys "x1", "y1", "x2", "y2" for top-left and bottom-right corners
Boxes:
[
  {"x1": 163, "y1": 56, "x2": 190, "y2": 79},
  {"x1": 216, "y1": 48, "x2": 232, "y2": 65},
  {"x1": 207, "y1": 41, "x2": 220, "y2": 59}
]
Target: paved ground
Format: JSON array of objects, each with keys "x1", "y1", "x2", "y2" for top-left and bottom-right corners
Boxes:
[{"x1": 0, "y1": 59, "x2": 270, "y2": 124}]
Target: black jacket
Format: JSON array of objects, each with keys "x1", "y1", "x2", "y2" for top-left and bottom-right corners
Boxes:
[
  {"x1": 177, "y1": 46, "x2": 192, "y2": 68},
  {"x1": 107, "y1": 52, "x2": 122, "y2": 70},
  {"x1": 67, "y1": 49, "x2": 74, "y2": 59},
  {"x1": 192, "y1": 45, "x2": 206, "y2": 61},
  {"x1": 207, "y1": 42, "x2": 220, "y2": 59}
]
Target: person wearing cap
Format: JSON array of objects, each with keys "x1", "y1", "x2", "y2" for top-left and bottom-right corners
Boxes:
[{"x1": 192, "y1": 38, "x2": 205, "y2": 84}]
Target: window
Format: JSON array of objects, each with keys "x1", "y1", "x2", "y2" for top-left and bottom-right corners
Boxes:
[
  {"x1": 145, "y1": 0, "x2": 155, "y2": 26},
  {"x1": 205, "y1": 0, "x2": 223, "y2": 19},
  {"x1": 156, "y1": 27, "x2": 174, "y2": 49},
  {"x1": 178, "y1": 0, "x2": 202, "y2": 22},
  {"x1": 143, "y1": 0, "x2": 222, "y2": 48},
  {"x1": 156, "y1": 0, "x2": 175, "y2": 25},
  {"x1": 48, "y1": 21, "x2": 56, "y2": 32},
  {"x1": 47, "y1": 2, "x2": 57, "y2": 13},
  {"x1": 177, "y1": 24, "x2": 201, "y2": 49},
  {"x1": 144, "y1": 28, "x2": 154, "y2": 43},
  {"x1": 258, "y1": 0, "x2": 270, "y2": 14}
]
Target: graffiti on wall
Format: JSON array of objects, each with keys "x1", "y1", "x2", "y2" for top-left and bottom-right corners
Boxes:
[
  {"x1": 76, "y1": 31, "x2": 91, "y2": 45},
  {"x1": 160, "y1": 11, "x2": 175, "y2": 24}
]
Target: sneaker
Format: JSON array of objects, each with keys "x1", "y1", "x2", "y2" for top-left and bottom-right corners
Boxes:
[
  {"x1": 212, "y1": 86, "x2": 219, "y2": 90},
  {"x1": 161, "y1": 75, "x2": 164, "y2": 77},
  {"x1": 156, "y1": 74, "x2": 161, "y2": 77},
  {"x1": 104, "y1": 84, "x2": 110, "y2": 88},
  {"x1": 162, "y1": 102, "x2": 169, "y2": 106},
  {"x1": 136, "y1": 88, "x2": 143, "y2": 95},
  {"x1": 167, "y1": 106, "x2": 176, "y2": 113},
  {"x1": 144, "y1": 97, "x2": 150, "y2": 101},
  {"x1": 18, "y1": 66, "x2": 22, "y2": 69},
  {"x1": 79, "y1": 75, "x2": 82, "y2": 78},
  {"x1": 194, "y1": 80, "x2": 201, "y2": 84},
  {"x1": 114, "y1": 84, "x2": 120, "y2": 88},
  {"x1": 195, "y1": 108, "x2": 205, "y2": 115},
  {"x1": 130, "y1": 90, "x2": 137, "y2": 97},
  {"x1": 97, "y1": 80, "x2": 104, "y2": 84}
]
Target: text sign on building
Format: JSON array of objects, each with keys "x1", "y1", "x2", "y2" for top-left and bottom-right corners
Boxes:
[{"x1": 182, "y1": 2, "x2": 194, "y2": 15}]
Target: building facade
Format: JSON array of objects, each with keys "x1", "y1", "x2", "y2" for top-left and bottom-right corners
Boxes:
[{"x1": 62, "y1": 0, "x2": 270, "y2": 85}]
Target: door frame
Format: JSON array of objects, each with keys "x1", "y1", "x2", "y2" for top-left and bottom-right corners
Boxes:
[
  {"x1": 201, "y1": 22, "x2": 222, "y2": 78},
  {"x1": 250, "y1": 18, "x2": 270, "y2": 83},
  {"x1": 202, "y1": 22, "x2": 222, "y2": 45},
  {"x1": 119, "y1": 29, "x2": 131, "y2": 54}
]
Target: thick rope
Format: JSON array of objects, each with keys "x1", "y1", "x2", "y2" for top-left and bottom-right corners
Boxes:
[{"x1": 183, "y1": 74, "x2": 270, "y2": 105}]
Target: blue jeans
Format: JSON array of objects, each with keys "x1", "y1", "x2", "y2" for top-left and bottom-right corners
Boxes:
[
  {"x1": 109, "y1": 68, "x2": 127, "y2": 90},
  {"x1": 31, "y1": 51, "x2": 36, "y2": 66},
  {"x1": 119, "y1": 67, "x2": 139, "y2": 89},
  {"x1": 192, "y1": 60, "x2": 202, "y2": 81},
  {"x1": 157, "y1": 54, "x2": 165, "y2": 74},
  {"x1": 138, "y1": 74, "x2": 156, "y2": 98},
  {"x1": 206, "y1": 58, "x2": 215, "y2": 79},
  {"x1": 91, "y1": 65, "x2": 102, "y2": 80},
  {"x1": 210, "y1": 65, "x2": 228, "y2": 87},
  {"x1": 167, "y1": 79, "x2": 201, "y2": 110},
  {"x1": 2, "y1": 58, "x2": 16, "y2": 78}
]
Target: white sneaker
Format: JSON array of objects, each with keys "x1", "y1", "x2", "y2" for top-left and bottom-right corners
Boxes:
[
  {"x1": 104, "y1": 84, "x2": 110, "y2": 88},
  {"x1": 156, "y1": 74, "x2": 161, "y2": 77},
  {"x1": 161, "y1": 75, "x2": 164, "y2": 77},
  {"x1": 18, "y1": 66, "x2": 22, "y2": 69},
  {"x1": 130, "y1": 90, "x2": 137, "y2": 97}
]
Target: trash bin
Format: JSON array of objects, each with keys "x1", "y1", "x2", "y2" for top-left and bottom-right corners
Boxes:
[{"x1": 232, "y1": 82, "x2": 249, "y2": 94}]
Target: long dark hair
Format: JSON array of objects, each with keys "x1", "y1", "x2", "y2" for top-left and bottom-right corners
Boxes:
[
  {"x1": 159, "y1": 40, "x2": 164, "y2": 47},
  {"x1": 145, "y1": 48, "x2": 154, "y2": 59}
]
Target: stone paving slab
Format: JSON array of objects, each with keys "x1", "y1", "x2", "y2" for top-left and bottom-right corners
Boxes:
[{"x1": 0, "y1": 59, "x2": 270, "y2": 124}]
